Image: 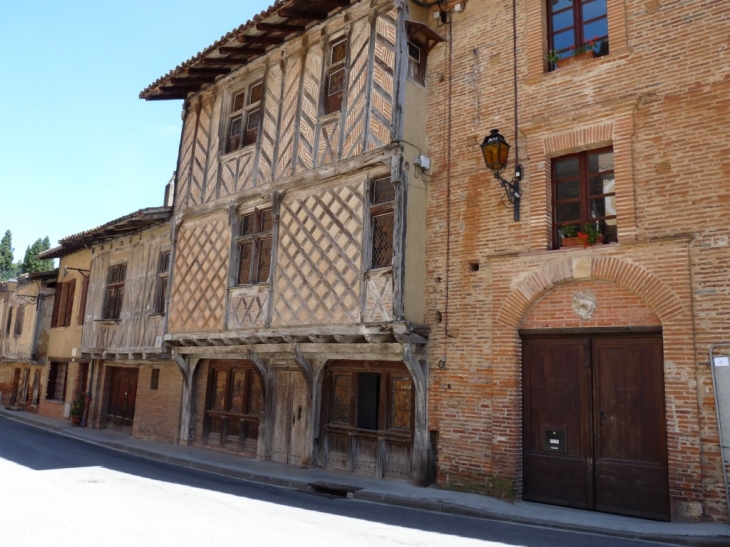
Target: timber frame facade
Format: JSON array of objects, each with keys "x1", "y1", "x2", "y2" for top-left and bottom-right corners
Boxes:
[{"x1": 143, "y1": 0, "x2": 438, "y2": 484}]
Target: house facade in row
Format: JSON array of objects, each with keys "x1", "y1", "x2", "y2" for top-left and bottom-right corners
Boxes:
[{"x1": 17, "y1": 0, "x2": 729, "y2": 525}]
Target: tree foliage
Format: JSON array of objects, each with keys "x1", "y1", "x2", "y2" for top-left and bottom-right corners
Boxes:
[
  {"x1": 21, "y1": 237, "x2": 53, "y2": 274},
  {"x1": 0, "y1": 230, "x2": 17, "y2": 281}
]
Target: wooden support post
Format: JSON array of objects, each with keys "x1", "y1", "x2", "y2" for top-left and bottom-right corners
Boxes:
[
  {"x1": 247, "y1": 346, "x2": 273, "y2": 460},
  {"x1": 403, "y1": 343, "x2": 430, "y2": 486},
  {"x1": 173, "y1": 351, "x2": 200, "y2": 445}
]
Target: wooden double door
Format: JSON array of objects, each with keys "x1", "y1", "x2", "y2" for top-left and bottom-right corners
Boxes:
[
  {"x1": 107, "y1": 367, "x2": 138, "y2": 429},
  {"x1": 522, "y1": 335, "x2": 669, "y2": 521}
]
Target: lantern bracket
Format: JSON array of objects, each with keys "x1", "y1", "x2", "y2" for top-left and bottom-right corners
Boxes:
[{"x1": 493, "y1": 166, "x2": 523, "y2": 222}]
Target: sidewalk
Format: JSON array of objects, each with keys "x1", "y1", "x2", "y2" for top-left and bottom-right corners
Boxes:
[{"x1": 2, "y1": 407, "x2": 729, "y2": 546}]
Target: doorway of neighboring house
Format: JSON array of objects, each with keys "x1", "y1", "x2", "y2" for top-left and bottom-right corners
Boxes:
[
  {"x1": 106, "y1": 367, "x2": 139, "y2": 432},
  {"x1": 271, "y1": 367, "x2": 309, "y2": 466},
  {"x1": 17, "y1": 368, "x2": 29, "y2": 406},
  {"x1": 320, "y1": 361, "x2": 414, "y2": 480},
  {"x1": 203, "y1": 360, "x2": 264, "y2": 456},
  {"x1": 522, "y1": 334, "x2": 669, "y2": 521}
]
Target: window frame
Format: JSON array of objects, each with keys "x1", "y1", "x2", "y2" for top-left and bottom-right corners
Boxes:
[
  {"x1": 154, "y1": 251, "x2": 171, "y2": 314},
  {"x1": 407, "y1": 39, "x2": 427, "y2": 85},
  {"x1": 51, "y1": 279, "x2": 76, "y2": 329},
  {"x1": 14, "y1": 305, "x2": 24, "y2": 337},
  {"x1": 102, "y1": 263, "x2": 127, "y2": 321},
  {"x1": 46, "y1": 362, "x2": 68, "y2": 402},
  {"x1": 225, "y1": 79, "x2": 264, "y2": 154},
  {"x1": 552, "y1": 146, "x2": 616, "y2": 248},
  {"x1": 235, "y1": 208, "x2": 273, "y2": 286},
  {"x1": 5, "y1": 306, "x2": 12, "y2": 336},
  {"x1": 369, "y1": 176, "x2": 396, "y2": 270},
  {"x1": 547, "y1": 0, "x2": 609, "y2": 66},
  {"x1": 323, "y1": 36, "x2": 348, "y2": 115}
]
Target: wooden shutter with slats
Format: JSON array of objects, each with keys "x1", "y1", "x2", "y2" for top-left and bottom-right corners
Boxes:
[{"x1": 64, "y1": 279, "x2": 76, "y2": 328}]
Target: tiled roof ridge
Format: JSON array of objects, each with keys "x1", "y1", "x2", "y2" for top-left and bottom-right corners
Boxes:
[{"x1": 57, "y1": 206, "x2": 171, "y2": 244}]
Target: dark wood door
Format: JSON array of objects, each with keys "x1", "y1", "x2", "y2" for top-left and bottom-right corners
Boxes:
[
  {"x1": 107, "y1": 367, "x2": 138, "y2": 427},
  {"x1": 523, "y1": 335, "x2": 669, "y2": 521}
]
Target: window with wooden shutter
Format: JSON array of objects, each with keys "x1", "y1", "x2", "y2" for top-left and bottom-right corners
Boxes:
[
  {"x1": 46, "y1": 362, "x2": 68, "y2": 401},
  {"x1": 225, "y1": 80, "x2": 264, "y2": 153},
  {"x1": 14, "y1": 305, "x2": 24, "y2": 336},
  {"x1": 407, "y1": 41, "x2": 427, "y2": 85},
  {"x1": 63, "y1": 278, "x2": 76, "y2": 327},
  {"x1": 51, "y1": 284, "x2": 62, "y2": 328},
  {"x1": 323, "y1": 38, "x2": 347, "y2": 115},
  {"x1": 5, "y1": 307, "x2": 12, "y2": 336},
  {"x1": 77, "y1": 276, "x2": 89, "y2": 326},
  {"x1": 155, "y1": 251, "x2": 170, "y2": 313},
  {"x1": 102, "y1": 264, "x2": 127, "y2": 320},
  {"x1": 236, "y1": 208, "x2": 273, "y2": 285},
  {"x1": 369, "y1": 176, "x2": 395, "y2": 269}
]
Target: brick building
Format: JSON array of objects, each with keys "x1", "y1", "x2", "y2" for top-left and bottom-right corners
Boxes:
[{"x1": 423, "y1": 0, "x2": 729, "y2": 522}]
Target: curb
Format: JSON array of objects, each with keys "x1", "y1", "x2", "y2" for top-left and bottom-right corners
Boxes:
[{"x1": 2, "y1": 411, "x2": 728, "y2": 547}]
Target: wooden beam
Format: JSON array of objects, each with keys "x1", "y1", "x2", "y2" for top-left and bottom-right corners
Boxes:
[
  {"x1": 238, "y1": 34, "x2": 286, "y2": 45},
  {"x1": 186, "y1": 67, "x2": 231, "y2": 76},
  {"x1": 170, "y1": 76, "x2": 217, "y2": 84},
  {"x1": 255, "y1": 22, "x2": 306, "y2": 33},
  {"x1": 160, "y1": 84, "x2": 203, "y2": 92},
  {"x1": 278, "y1": 8, "x2": 329, "y2": 21},
  {"x1": 201, "y1": 57, "x2": 249, "y2": 66},
  {"x1": 218, "y1": 46, "x2": 266, "y2": 56}
]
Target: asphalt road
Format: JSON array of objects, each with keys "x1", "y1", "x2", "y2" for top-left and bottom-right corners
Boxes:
[{"x1": 0, "y1": 416, "x2": 682, "y2": 547}]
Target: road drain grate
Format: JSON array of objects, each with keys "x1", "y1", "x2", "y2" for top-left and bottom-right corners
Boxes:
[{"x1": 307, "y1": 481, "x2": 363, "y2": 498}]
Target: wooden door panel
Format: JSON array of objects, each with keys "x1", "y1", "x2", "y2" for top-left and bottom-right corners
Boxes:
[
  {"x1": 271, "y1": 371, "x2": 291, "y2": 464},
  {"x1": 107, "y1": 368, "x2": 139, "y2": 428},
  {"x1": 593, "y1": 337, "x2": 669, "y2": 520},
  {"x1": 289, "y1": 371, "x2": 310, "y2": 466},
  {"x1": 523, "y1": 338, "x2": 592, "y2": 509}
]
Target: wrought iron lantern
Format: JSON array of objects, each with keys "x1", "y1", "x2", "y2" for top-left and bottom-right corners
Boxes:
[{"x1": 480, "y1": 128, "x2": 523, "y2": 221}]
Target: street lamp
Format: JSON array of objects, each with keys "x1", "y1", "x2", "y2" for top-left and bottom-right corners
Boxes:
[{"x1": 480, "y1": 128, "x2": 523, "y2": 221}]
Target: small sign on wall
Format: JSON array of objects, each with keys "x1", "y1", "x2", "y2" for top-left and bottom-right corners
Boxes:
[
  {"x1": 543, "y1": 429, "x2": 566, "y2": 453},
  {"x1": 714, "y1": 356, "x2": 729, "y2": 367}
]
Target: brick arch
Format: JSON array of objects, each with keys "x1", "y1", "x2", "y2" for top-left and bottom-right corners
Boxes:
[{"x1": 495, "y1": 255, "x2": 688, "y2": 329}]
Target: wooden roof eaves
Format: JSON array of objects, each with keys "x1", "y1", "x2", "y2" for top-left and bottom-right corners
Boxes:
[{"x1": 139, "y1": 0, "x2": 356, "y2": 101}]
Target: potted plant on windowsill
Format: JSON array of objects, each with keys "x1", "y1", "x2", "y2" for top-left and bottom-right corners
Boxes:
[
  {"x1": 69, "y1": 393, "x2": 85, "y2": 426},
  {"x1": 560, "y1": 224, "x2": 582, "y2": 247},
  {"x1": 561, "y1": 224, "x2": 604, "y2": 248},
  {"x1": 553, "y1": 37, "x2": 599, "y2": 69}
]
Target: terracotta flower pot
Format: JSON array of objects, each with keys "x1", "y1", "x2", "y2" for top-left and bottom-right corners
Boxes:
[
  {"x1": 561, "y1": 234, "x2": 604, "y2": 248},
  {"x1": 71, "y1": 414, "x2": 82, "y2": 426},
  {"x1": 556, "y1": 49, "x2": 596, "y2": 69}
]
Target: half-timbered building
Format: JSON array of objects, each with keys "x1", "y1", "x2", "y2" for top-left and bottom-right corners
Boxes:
[
  {"x1": 0, "y1": 271, "x2": 56, "y2": 409},
  {"x1": 141, "y1": 0, "x2": 441, "y2": 484}
]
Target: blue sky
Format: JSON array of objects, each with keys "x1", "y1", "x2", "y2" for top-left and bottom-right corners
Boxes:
[{"x1": 0, "y1": 0, "x2": 272, "y2": 261}]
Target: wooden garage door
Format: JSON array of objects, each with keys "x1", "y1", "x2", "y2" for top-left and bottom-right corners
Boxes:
[{"x1": 523, "y1": 335, "x2": 669, "y2": 521}]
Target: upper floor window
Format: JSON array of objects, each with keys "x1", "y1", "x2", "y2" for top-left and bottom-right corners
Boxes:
[
  {"x1": 552, "y1": 148, "x2": 616, "y2": 248},
  {"x1": 155, "y1": 251, "x2": 171, "y2": 314},
  {"x1": 14, "y1": 305, "x2": 24, "y2": 336},
  {"x1": 226, "y1": 80, "x2": 263, "y2": 153},
  {"x1": 5, "y1": 306, "x2": 12, "y2": 336},
  {"x1": 103, "y1": 263, "x2": 127, "y2": 320},
  {"x1": 407, "y1": 40, "x2": 427, "y2": 85},
  {"x1": 548, "y1": 0, "x2": 608, "y2": 65},
  {"x1": 324, "y1": 37, "x2": 348, "y2": 115},
  {"x1": 237, "y1": 208, "x2": 273, "y2": 285},
  {"x1": 51, "y1": 279, "x2": 76, "y2": 329},
  {"x1": 369, "y1": 176, "x2": 395, "y2": 269}
]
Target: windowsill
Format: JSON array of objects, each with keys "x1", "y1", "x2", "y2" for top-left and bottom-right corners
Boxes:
[
  {"x1": 45, "y1": 399, "x2": 64, "y2": 405},
  {"x1": 148, "y1": 312, "x2": 165, "y2": 317},
  {"x1": 95, "y1": 319, "x2": 121, "y2": 325},
  {"x1": 220, "y1": 144, "x2": 256, "y2": 162},
  {"x1": 319, "y1": 110, "x2": 342, "y2": 123},
  {"x1": 527, "y1": 50, "x2": 631, "y2": 85},
  {"x1": 230, "y1": 283, "x2": 270, "y2": 290},
  {"x1": 552, "y1": 241, "x2": 618, "y2": 252},
  {"x1": 367, "y1": 266, "x2": 394, "y2": 275}
]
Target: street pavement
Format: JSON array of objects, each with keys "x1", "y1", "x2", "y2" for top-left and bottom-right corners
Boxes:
[{"x1": 1, "y1": 409, "x2": 728, "y2": 547}]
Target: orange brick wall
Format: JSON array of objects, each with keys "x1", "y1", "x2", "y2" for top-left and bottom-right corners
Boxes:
[
  {"x1": 422, "y1": 0, "x2": 729, "y2": 522},
  {"x1": 132, "y1": 362, "x2": 183, "y2": 444}
]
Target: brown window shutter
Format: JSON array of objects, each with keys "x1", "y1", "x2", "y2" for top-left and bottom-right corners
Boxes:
[
  {"x1": 64, "y1": 279, "x2": 76, "y2": 328},
  {"x1": 78, "y1": 276, "x2": 89, "y2": 326},
  {"x1": 50, "y1": 284, "x2": 62, "y2": 328}
]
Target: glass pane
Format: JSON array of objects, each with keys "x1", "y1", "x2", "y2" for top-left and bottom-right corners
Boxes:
[
  {"x1": 241, "y1": 213, "x2": 255, "y2": 236},
  {"x1": 229, "y1": 116, "x2": 242, "y2": 138},
  {"x1": 552, "y1": 10, "x2": 573, "y2": 32},
  {"x1": 588, "y1": 150, "x2": 614, "y2": 173},
  {"x1": 248, "y1": 82, "x2": 263, "y2": 104},
  {"x1": 259, "y1": 209, "x2": 273, "y2": 232},
  {"x1": 256, "y1": 237, "x2": 272, "y2": 283},
  {"x1": 408, "y1": 42, "x2": 421, "y2": 62},
  {"x1": 552, "y1": 29, "x2": 574, "y2": 52},
  {"x1": 391, "y1": 378, "x2": 412, "y2": 430},
  {"x1": 233, "y1": 92, "x2": 245, "y2": 111},
  {"x1": 589, "y1": 174, "x2": 615, "y2": 196},
  {"x1": 331, "y1": 39, "x2": 347, "y2": 63},
  {"x1": 328, "y1": 68, "x2": 345, "y2": 95},
  {"x1": 581, "y1": 0, "x2": 607, "y2": 22},
  {"x1": 332, "y1": 374, "x2": 352, "y2": 423},
  {"x1": 551, "y1": 0, "x2": 573, "y2": 11},
  {"x1": 246, "y1": 109, "x2": 260, "y2": 131},
  {"x1": 213, "y1": 370, "x2": 227, "y2": 410},
  {"x1": 583, "y1": 18, "x2": 608, "y2": 42},
  {"x1": 372, "y1": 213, "x2": 394, "y2": 268},
  {"x1": 556, "y1": 201, "x2": 580, "y2": 222},
  {"x1": 555, "y1": 157, "x2": 579, "y2": 179},
  {"x1": 238, "y1": 241, "x2": 252, "y2": 285},
  {"x1": 230, "y1": 371, "x2": 245, "y2": 413},
  {"x1": 591, "y1": 195, "x2": 616, "y2": 218},
  {"x1": 556, "y1": 179, "x2": 580, "y2": 200},
  {"x1": 372, "y1": 177, "x2": 395, "y2": 204}
]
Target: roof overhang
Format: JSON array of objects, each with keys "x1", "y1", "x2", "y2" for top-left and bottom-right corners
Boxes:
[
  {"x1": 140, "y1": 0, "x2": 355, "y2": 101},
  {"x1": 40, "y1": 207, "x2": 172, "y2": 260}
]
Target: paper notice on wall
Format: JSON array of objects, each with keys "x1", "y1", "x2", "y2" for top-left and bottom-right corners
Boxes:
[{"x1": 714, "y1": 356, "x2": 730, "y2": 367}]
